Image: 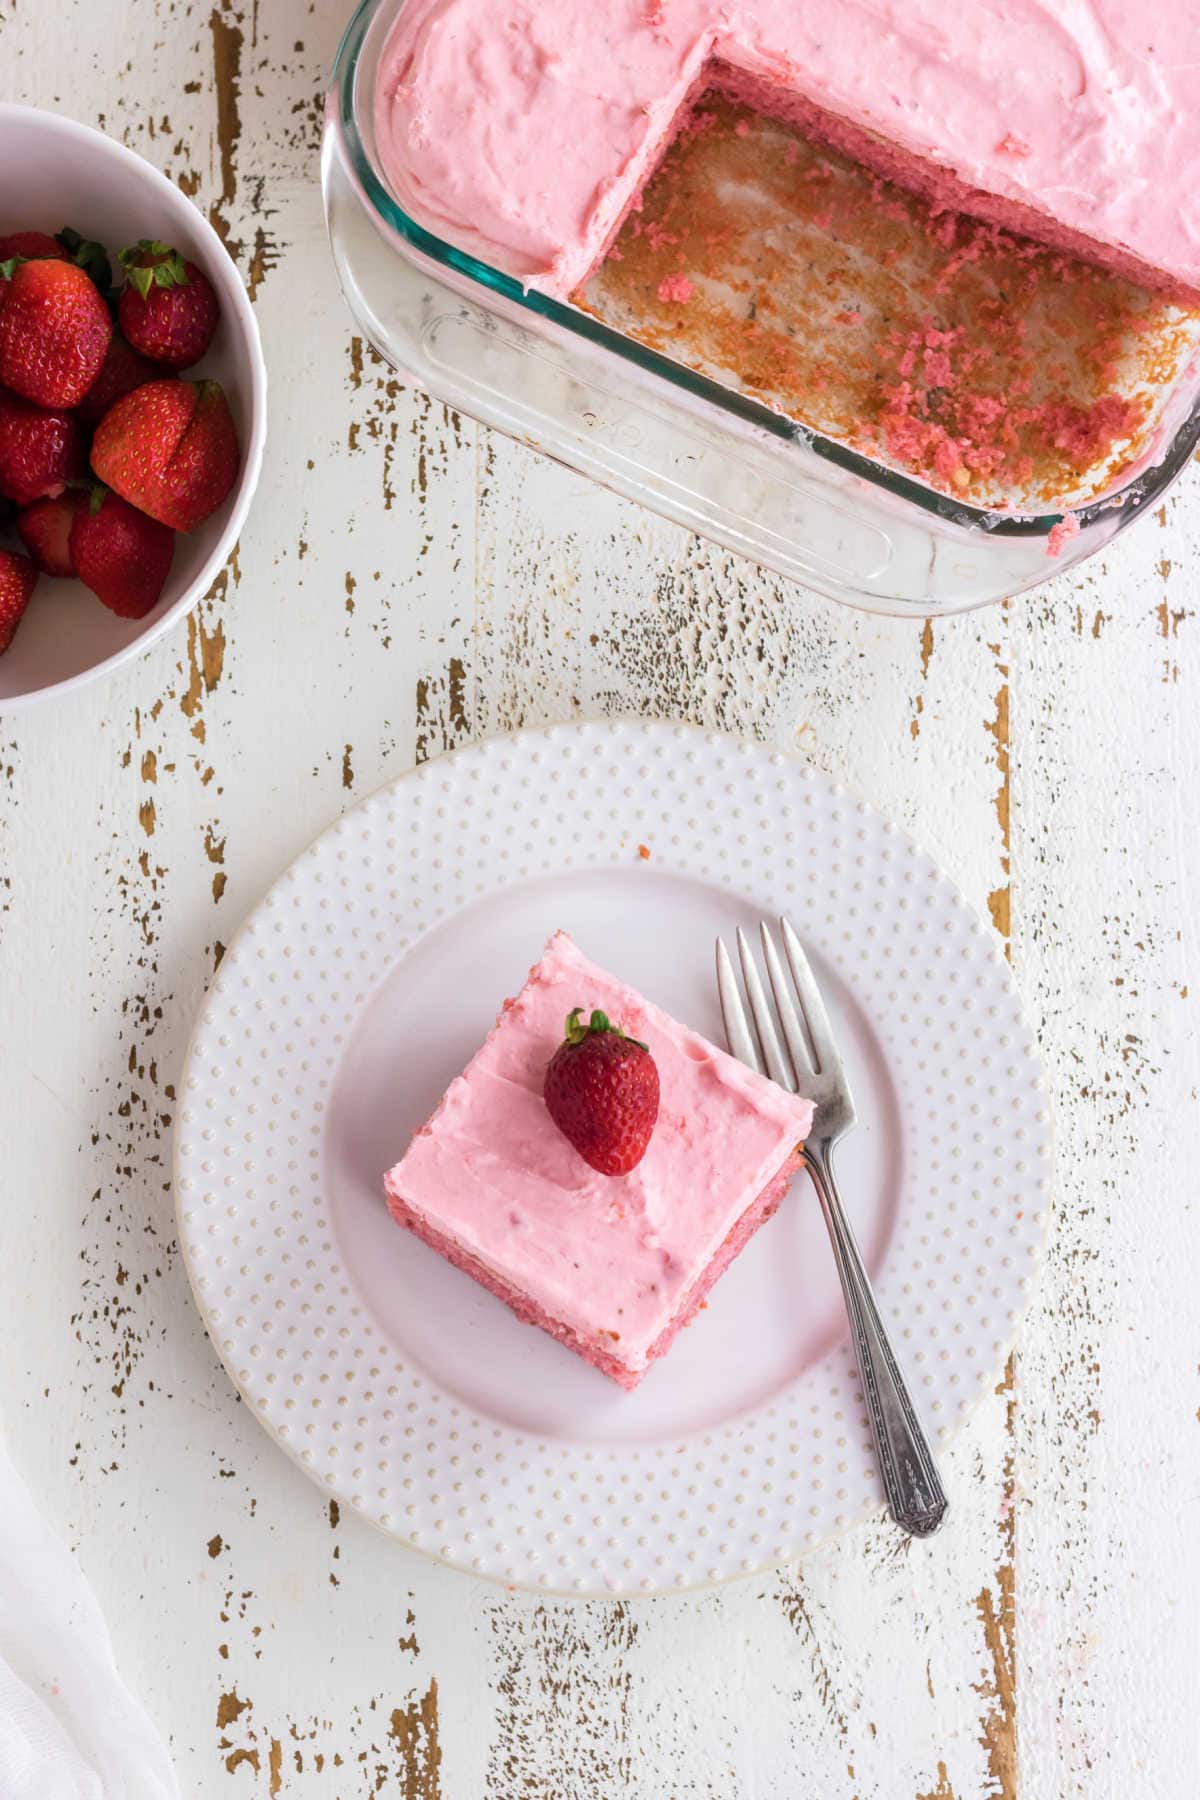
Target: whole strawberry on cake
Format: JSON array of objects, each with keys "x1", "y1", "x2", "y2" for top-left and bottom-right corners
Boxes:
[{"x1": 384, "y1": 932, "x2": 813, "y2": 1389}]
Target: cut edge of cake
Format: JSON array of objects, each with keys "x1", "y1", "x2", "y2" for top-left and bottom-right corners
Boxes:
[
  {"x1": 581, "y1": 62, "x2": 1196, "y2": 305},
  {"x1": 386, "y1": 1142, "x2": 802, "y2": 1389}
]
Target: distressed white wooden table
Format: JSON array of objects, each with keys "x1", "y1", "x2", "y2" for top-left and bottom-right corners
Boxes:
[{"x1": 2, "y1": 6, "x2": 1198, "y2": 1796}]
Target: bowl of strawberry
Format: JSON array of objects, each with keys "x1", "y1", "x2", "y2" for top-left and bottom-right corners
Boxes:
[{"x1": 0, "y1": 105, "x2": 266, "y2": 709}]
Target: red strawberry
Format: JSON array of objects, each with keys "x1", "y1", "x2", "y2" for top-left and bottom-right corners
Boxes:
[
  {"x1": 77, "y1": 332, "x2": 168, "y2": 425},
  {"x1": 0, "y1": 548, "x2": 38, "y2": 654},
  {"x1": 90, "y1": 378, "x2": 239, "y2": 532},
  {"x1": 17, "y1": 491, "x2": 84, "y2": 577},
  {"x1": 0, "y1": 387, "x2": 84, "y2": 505},
  {"x1": 69, "y1": 486, "x2": 174, "y2": 618},
  {"x1": 118, "y1": 241, "x2": 219, "y2": 368},
  {"x1": 0, "y1": 231, "x2": 63, "y2": 261},
  {"x1": 0, "y1": 256, "x2": 112, "y2": 408},
  {"x1": 0, "y1": 228, "x2": 112, "y2": 288},
  {"x1": 543, "y1": 1008, "x2": 660, "y2": 1176}
]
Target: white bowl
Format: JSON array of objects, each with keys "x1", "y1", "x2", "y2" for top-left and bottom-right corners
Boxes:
[{"x1": 0, "y1": 104, "x2": 267, "y2": 711}]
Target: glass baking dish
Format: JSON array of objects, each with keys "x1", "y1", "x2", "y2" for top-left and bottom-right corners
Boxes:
[{"x1": 322, "y1": 0, "x2": 1200, "y2": 617}]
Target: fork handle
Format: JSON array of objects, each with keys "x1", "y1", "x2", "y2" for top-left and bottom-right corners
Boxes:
[{"x1": 804, "y1": 1148, "x2": 948, "y2": 1538}]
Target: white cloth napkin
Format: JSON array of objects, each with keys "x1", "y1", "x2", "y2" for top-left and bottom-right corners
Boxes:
[{"x1": 0, "y1": 1439, "x2": 179, "y2": 1800}]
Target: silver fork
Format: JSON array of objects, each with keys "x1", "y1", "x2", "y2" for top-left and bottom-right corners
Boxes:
[{"x1": 716, "y1": 917, "x2": 948, "y2": 1539}]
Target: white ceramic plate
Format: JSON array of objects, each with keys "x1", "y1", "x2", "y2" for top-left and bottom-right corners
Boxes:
[{"x1": 176, "y1": 721, "x2": 1051, "y2": 1593}]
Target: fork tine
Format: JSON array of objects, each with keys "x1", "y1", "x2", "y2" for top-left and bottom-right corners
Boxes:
[
  {"x1": 760, "y1": 921, "x2": 816, "y2": 1080},
  {"x1": 780, "y1": 916, "x2": 840, "y2": 1076},
  {"x1": 735, "y1": 927, "x2": 795, "y2": 1092},
  {"x1": 716, "y1": 937, "x2": 763, "y2": 1074}
]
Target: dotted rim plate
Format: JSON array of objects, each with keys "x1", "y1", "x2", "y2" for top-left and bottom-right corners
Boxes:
[{"x1": 175, "y1": 721, "x2": 1051, "y2": 1593}]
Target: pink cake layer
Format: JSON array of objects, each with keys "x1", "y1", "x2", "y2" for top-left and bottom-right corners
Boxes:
[
  {"x1": 706, "y1": 65, "x2": 1196, "y2": 301},
  {"x1": 383, "y1": 930, "x2": 814, "y2": 1384},
  {"x1": 374, "y1": 0, "x2": 1200, "y2": 299},
  {"x1": 388, "y1": 1147, "x2": 800, "y2": 1389}
]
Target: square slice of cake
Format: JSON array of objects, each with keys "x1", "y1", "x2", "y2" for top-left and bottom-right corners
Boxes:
[{"x1": 383, "y1": 931, "x2": 814, "y2": 1389}]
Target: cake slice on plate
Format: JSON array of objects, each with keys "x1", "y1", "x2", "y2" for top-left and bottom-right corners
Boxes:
[{"x1": 383, "y1": 930, "x2": 814, "y2": 1389}]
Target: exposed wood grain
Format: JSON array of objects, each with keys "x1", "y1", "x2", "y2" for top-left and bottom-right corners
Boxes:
[{"x1": 975, "y1": 1361, "x2": 1017, "y2": 1800}]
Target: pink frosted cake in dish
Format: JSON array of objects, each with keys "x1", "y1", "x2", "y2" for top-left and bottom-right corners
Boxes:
[
  {"x1": 383, "y1": 931, "x2": 814, "y2": 1389},
  {"x1": 373, "y1": 0, "x2": 1200, "y2": 299}
]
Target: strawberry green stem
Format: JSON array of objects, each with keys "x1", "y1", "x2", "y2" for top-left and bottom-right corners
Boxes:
[
  {"x1": 119, "y1": 240, "x2": 189, "y2": 299},
  {"x1": 561, "y1": 1007, "x2": 648, "y2": 1051}
]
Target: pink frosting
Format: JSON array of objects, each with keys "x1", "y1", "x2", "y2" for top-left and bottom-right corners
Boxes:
[
  {"x1": 373, "y1": 0, "x2": 1200, "y2": 297},
  {"x1": 383, "y1": 931, "x2": 814, "y2": 1373},
  {"x1": 389, "y1": 1150, "x2": 797, "y2": 1387}
]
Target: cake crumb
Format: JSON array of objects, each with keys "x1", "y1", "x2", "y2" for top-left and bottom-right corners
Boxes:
[
  {"x1": 657, "y1": 272, "x2": 694, "y2": 304},
  {"x1": 582, "y1": 90, "x2": 1194, "y2": 511},
  {"x1": 996, "y1": 132, "x2": 1031, "y2": 157},
  {"x1": 1047, "y1": 511, "x2": 1081, "y2": 557},
  {"x1": 637, "y1": 843, "x2": 651, "y2": 860}
]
